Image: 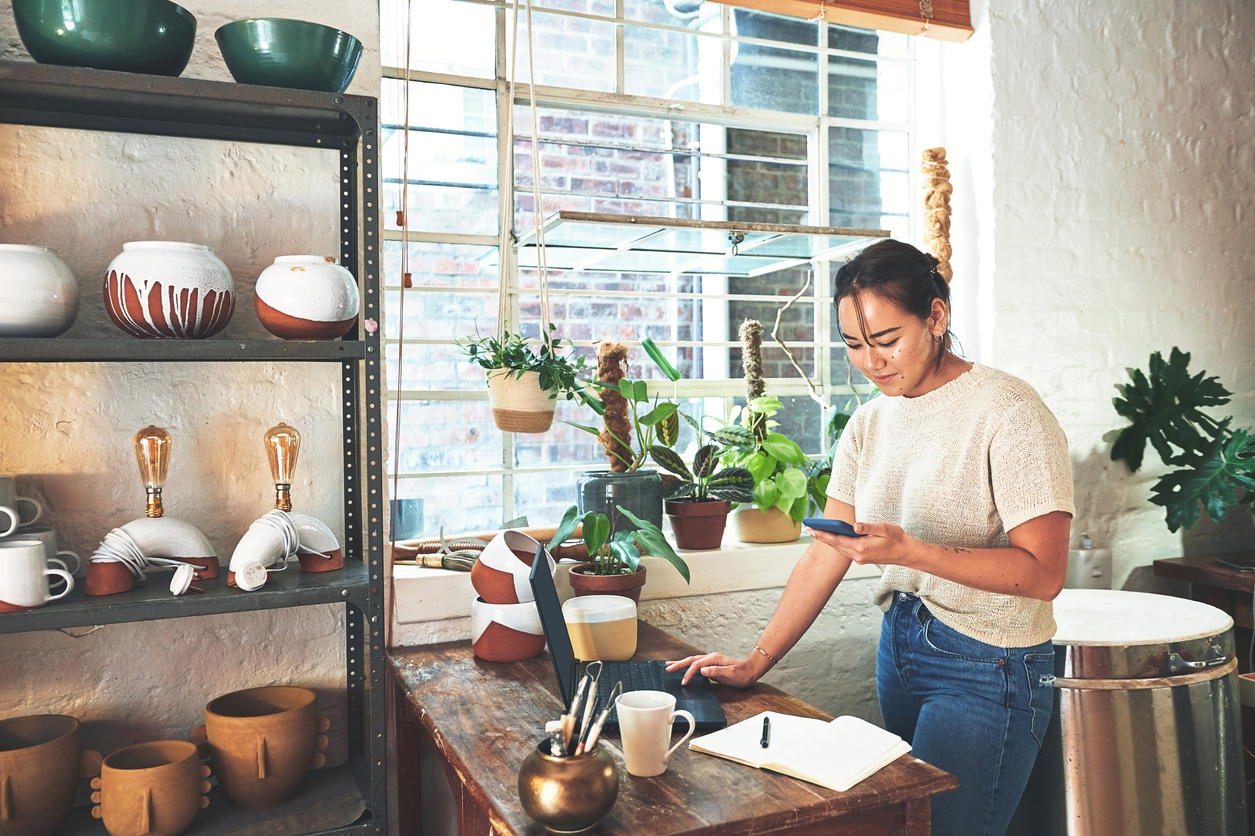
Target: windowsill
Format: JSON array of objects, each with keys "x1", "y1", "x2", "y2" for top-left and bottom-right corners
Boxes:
[{"x1": 392, "y1": 535, "x2": 882, "y2": 643}]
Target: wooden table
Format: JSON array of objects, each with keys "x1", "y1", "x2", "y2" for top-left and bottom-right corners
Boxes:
[{"x1": 388, "y1": 622, "x2": 957, "y2": 836}]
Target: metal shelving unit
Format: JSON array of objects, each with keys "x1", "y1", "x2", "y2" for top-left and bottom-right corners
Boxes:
[{"x1": 0, "y1": 60, "x2": 387, "y2": 836}]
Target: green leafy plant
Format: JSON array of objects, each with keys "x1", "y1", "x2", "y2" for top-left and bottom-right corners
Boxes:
[
  {"x1": 1110, "y1": 347, "x2": 1255, "y2": 532},
  {"x1": 708, "y1": 396, "x2": 818, "y2": 522},
  {"x1": 458, "y1": 324, "x2": 590, "y2": 401},
  {"x1": 648, "y1": 444, "x2": 754, "y2": 503},
  {"x1": 550, "y1": 504, "x2": 690, "y2": 582}
]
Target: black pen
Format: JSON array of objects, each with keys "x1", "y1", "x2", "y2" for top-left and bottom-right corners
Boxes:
[{"x1": 760, "y1": 716, "x2": 770, "y2": 748}]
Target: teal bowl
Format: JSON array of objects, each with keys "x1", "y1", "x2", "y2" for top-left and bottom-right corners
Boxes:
[
  {"x1": 215, "y1": 18, "x2": 363, "y2": 94},
  {"x1": 12, "y1": 0, "x2": 196, "y2": 76}
]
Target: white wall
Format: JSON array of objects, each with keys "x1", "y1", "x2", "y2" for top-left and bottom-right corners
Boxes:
[{"x1": 0, "y1": 0, "x2": 379, "y2": 760}]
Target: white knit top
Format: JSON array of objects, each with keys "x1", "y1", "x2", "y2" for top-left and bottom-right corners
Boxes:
[{"x1": 827, "y1": 363, "x2": 1074, "y2": 648}]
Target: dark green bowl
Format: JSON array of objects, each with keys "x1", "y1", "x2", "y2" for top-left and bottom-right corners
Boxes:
[
  {"x1": 215, "y1": 18, "x2": 363, "y2": 94},
  {"x1": 12, "y1": 0, "x2": 196, "y2": 76}
]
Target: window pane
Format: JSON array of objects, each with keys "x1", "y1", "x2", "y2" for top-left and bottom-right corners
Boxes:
[
  {"x1": 828, "y1": 127, "x2": 907, "y2": 231},
  {"x1": 729, "y1": 394, "x2": 826, "y2": 455},
  {"x1": 731, "y1": 43, "x2": 818, "y2": 115},
  {"x1": 381, "y1": 80, "x2": 496, "y2": 135},
  {"x1": 387, "y1": 343, "x2": 489, "y2": 391},
  {"x1": 624, "y1": 25, "x2": 722, "y2": 105},
  {"x1": 381, "y1": 0, "x2": 494, "y2": 77},
  {"x1": 507, "y1": 10, "x2": 616, "y2": 91},
  {"x1": 828, "y1": 56, "x2": 908, "y2": 123},
  {"x1": 624, "y1": 0, "x2": 714, "y2": 26},
  {"x1": 392, "y1": 475, "x2": 504, "y2": 538},
  {"x1": 732, "y1": 9, "x2": 818, "y2": 47},
  {"x1": 827, "y1": 24, "x2": 908, "y2": 58},
  {"x1": 384, "y1": 241, "x2": 499, "y2": 290},
  {"x1": 531, "y1": 0, "x2": 614, "y2": 17},
  {"x1": 390, "y1": 401, "x2": 502, "y2": 473},
  {"x1": 384, "y1": 183, "x2": 498, "y2": 235},
  {"x1": 514, "y1": 470, "x2": 581, "y2": 530}
]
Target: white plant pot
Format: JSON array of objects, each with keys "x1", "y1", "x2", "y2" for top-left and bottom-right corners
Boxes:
[
  {"x1": 0, "y1": 244, "x2": 80, "y2": 337},
  {"x1": 104, "y1": 241, "x2": 235, "y2": 339},
  {"x1": 485, "y1": 369, "x2": 557, "y2": 433},
  {"x1": 254, "y1": 255, "x2": 360, "y2": 340}
]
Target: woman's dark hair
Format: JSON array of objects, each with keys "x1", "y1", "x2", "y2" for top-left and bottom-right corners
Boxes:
[{"x1": 833, "y1": 239, "x2": 952, "y2": 369}]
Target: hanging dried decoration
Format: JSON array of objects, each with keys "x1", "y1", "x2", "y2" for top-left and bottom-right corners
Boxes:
[
  {"x1": 921, "y1": 147, "x2": 953, "y2": 282},
  {"x1": 739, "y1": 320, "x2": 768, "y2": 443}
]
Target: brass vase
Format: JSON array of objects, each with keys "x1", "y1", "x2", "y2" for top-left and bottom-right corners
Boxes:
[{"x1": 518, "y1": 739, "x2": 618, "y2": 833}]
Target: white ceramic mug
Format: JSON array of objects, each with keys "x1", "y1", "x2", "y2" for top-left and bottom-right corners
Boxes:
[
  {"x1": 17, "y1": 526, "x2": 82, "y2": 576},
  {"x1": 0, "y1": 539, "x2": 73, "y2": 610},
  {"x1": 616, "y1": 690, "x2": 696, "y2": 778},
  {"x1": 0, "y1": 476, "x2": 42, "y2": 537}
]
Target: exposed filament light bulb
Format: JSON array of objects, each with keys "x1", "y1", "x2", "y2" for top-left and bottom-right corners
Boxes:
[
  {"x1": 264, "y1": 422, "x2": 301, "y2": 511},
  {"x1": 133, "y1": 425, "x2": 172, "y2": 518}
]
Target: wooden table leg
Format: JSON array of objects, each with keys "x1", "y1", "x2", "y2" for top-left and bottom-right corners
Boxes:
[{"x1": 903, "y1": 797, "x2": 932, "y2": 836}]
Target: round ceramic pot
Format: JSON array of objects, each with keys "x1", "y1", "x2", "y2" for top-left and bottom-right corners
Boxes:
[
  {"x1": 470, "y1": 529, "x2": 555, "y2": 605},
  {"x1": 0, "y1": 714, "x2": 81, "y2": 836},
  {"x1": 576, "y1": 470, "x2": 663, "y2": 532},
  {"x1": 518, "y1": 739, "x2": 618, "y2": 833},
  {"x1": 93, "y1": 740, "x2": 204, "y2": 836},
  {"x1": 568, "y1": 564, "x2": 647, "y2": 604},
  {"x1": 485, "y1": 369, "x2": 557, "y2": 434},
  {"x1": 254, "y1": 255, "x2": 359, "y2": 340},
  {"x1": 0, "y1": 244, "x2": 80, "y2": 337},
  {"x1": 729, "y1": 506, "x2": 802, "y2": 544},
  {"x1": 471, "y1": 597, "x2": 546, "y2": 662},
  {"x1": 104, "y1": 241, "x2": 234, "y2": 339},
  {"x1": 203, "y1": 686, "x2": 319, "y2": 811},
  {"x1": 664, "y1": 499, "x2": 730, "y2": 550}
]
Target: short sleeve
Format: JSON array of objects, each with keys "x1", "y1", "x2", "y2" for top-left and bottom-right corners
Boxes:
[
  {"x1": 826, "y1": 410, "x2": 863, "y2": 506},
  {"x1": 988, "y1": 399, "x2": 1075, "y2": 532}
]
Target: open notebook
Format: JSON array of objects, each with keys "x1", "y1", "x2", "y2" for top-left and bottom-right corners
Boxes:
[{"x1": 689, "y1": 711, "x2": 911, "y2": 793}]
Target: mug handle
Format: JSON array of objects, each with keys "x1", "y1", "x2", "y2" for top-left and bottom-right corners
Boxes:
[
  {"x1": 663, "y1": 709, "x2": 696, "y2": 765},
  {"x1": 56, "y1": 550, "x2": 82, "y2": 576},
  {"x1": 16, "y1": 496, "x2": 42, "y2": 527},
  {"x1": 43, "y1": 568, "x2": 74, "y2": 601},
  {"x1": 0, "y1": 507, "x2": 16, "y2": 538}
]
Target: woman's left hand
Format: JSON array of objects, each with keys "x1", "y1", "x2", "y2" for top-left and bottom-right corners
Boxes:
[{"x1": 804, "y1": 521, "x2": 914, "y2": 567}]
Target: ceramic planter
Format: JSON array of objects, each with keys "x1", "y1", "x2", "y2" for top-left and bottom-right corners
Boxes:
[
  {"x1": 485, "y1": 369, "x2": 557, "y2": 433},
  {"x1": 664, "y1": 499, "x2": 730, "y2": 550},
  {"x1": 91, "y1": 740, "x2": 208, "y2": 836},
  {"x1": 471, "y1": 597, "x2": 546, "y2": 662},
  {"x1": 12, "y1": 0, "x2": 197, "y2": 76},
  {"x1": 104, "y1": 241, "x2": 234, "y2": 339},
  {"x1": 729, "y1": 506, "x2": 803, "y2": 544},
  {"x1": 0, "y1": 245, "x2": 80, "y2": 337},
  {"x1": 254, "y1": 255, "x2": 359, "y2": 340},
  {"x1": 576, "y1": 470, "x2": 663, "y2": 532},
  {"x1": 470, "y1": 530, "x2": 555, "y2": 605},
  {"x1": 568, "y1": 563, "x2": 647, "y2": 604},
  {"x1": 202, "y1": 686, "x2": 324, "y2": 812},
  {"x1": 0, "y1": 714, "x2": 82, "y2": 836},
  {"x1": 518, "y1": 739, "x2": 618, "y2": 833}
]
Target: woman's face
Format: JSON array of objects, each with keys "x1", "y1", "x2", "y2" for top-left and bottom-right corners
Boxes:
[{"x1": 837, "y1": 291, "x2": 948, "y2": 398}]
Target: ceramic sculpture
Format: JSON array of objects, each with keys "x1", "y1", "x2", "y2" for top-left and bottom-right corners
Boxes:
[
  {"x1": 254, "y1": 255, "x2": 359, "y2": 340},
  {"x1": 0, "y1": 245, "x2": 80, "y2": 337},
  {"x1": 104, "y1": 241, "x2": 234, "y2": 339}
]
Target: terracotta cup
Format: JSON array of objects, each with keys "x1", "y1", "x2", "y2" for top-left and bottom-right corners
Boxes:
[
  {"x1": 0, "y1": 714, "x2": 82, "y2": 836},
  {"x1": 91, "y1": 740, "x2": 208, "y2": 836},
  {"x1": 201, "y1": 686, "x2": 328, "y2": 812}
]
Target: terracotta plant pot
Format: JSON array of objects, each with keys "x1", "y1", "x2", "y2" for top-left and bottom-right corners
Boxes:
[
  {"x1": 485, "y1": 369, "x2": 557, "y2": 433},
  {"x1": 471, "y1": 597, "x2": 546, "y2": 662},
  {"x1": 103, "y1": 241, "x2": 235, "y2": 340},
  {"x1": 470, "y1": 530, "x2": 555, "y2": 605},
  {"x1": 729, "y1": 506, "x2": 803, "y2": 544},
  {"x1": 568, "y1": 563, "x2": 647, "y2": 604},
  {"x1": 202, "y1": 686, "x2": 324, "y2": 812},
  {"x1": 254, "y1": 255, "x2": 359, "y2": 340},
  {"x1": 91, "y1": 740, "x2": 208, "y2": 836},
  {"x1": 0, "y1": 714, "x2": 82, "y2": 836},
  {"x1": 664, "y1": 499, "x2": 730, "y2": 550}
]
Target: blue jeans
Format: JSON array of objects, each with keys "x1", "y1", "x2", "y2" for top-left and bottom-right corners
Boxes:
[{"x1": 877, "y1": 592, "x2": 1055, "y2": 836}]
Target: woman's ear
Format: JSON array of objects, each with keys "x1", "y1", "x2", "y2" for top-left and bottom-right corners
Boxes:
[{"x1": 928, "y1": 297, "x2": 948, "y2": 337}]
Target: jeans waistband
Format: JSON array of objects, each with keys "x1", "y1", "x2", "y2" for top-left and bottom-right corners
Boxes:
[{"x1": 892, "y1": 590, "x2": 932, "y2": 625}]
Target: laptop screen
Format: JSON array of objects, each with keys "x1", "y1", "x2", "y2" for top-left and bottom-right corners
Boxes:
[{"x1": 528, "y1": 544, "x2": 577, "y2": 707}]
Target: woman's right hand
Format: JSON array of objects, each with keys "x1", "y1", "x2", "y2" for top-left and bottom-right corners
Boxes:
[{"x1": 665, "y1": 653, "x2": 765, "y2": 688}]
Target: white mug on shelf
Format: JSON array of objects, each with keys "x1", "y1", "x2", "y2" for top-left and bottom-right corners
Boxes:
[
  {"x1": 0, "y1": 476, "x2": 42, "y2": 537},
  {"x1": 616, "y1": 690, "x2": 696, "y2": 778},
  {"x1": 0, "y1": 539, "x2": 73, "y2": 610},
  {"x1": 17, "y1": 526, "x2": 82, "y2": 576}
]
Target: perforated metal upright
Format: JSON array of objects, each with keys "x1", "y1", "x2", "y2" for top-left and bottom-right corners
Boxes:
[{"x1": 0, "y1": 60, "x2": 387, "y2": 836}]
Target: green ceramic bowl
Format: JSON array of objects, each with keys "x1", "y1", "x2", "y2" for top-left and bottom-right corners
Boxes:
[
  {"x1": 12, "y1": 0, "x2": 196, "y2": 76},
  {"x1": 215, "y1": 18, "x2": 364, "y2": 94}
]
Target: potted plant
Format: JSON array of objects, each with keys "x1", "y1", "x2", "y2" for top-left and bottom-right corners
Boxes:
[
  {"x1": 1110, "y1": 347, "x2": 1254, "y2": 532},
  {"x1": 566, "y1": 337, "x2": 691, "y2": 530},
  {"x1": 459, "y1": 324, "x2": 589, "y2": 434},
  {"x1": 648, "y1": 443, "x2": 753, "y2": 549},
  {"x1": 550, "y1": 504, "x2": 690, "y2": 602}
]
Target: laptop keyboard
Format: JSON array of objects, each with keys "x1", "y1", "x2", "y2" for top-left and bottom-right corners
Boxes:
[{"x1": 578, "y1": 659, "x2": 665, "y2": 722}]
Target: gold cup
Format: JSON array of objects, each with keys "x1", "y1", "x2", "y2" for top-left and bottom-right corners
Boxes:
[{"x1": 517, "y1": 739, "x2": 618, "y2": 833}]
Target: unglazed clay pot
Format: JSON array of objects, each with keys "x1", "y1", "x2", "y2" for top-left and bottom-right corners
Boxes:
[
  {"x1": 470, "y1": 530, "x2": 555, "y2": 605},
  {"x1": 471, "y1": 597, "x2": 545, "y2": 662},
  {"x1": 104, "y1": 241, "x2": 234, "y2": 339},
  {"x1": 254, "y1": 255, "x2": 359, "y2": 340},
  {"x1": 202, "y1": 686, "x2": 326, "y2": 811},
  {"x1": 0, "y1": 714, "x2": 82, "y2": 836},
  {"x1": 0, "y1": 245, "x2": 80, "y2": 337},
  {"x1": 568, "y1": 564, "x2": 647, "y2": 604},
  {"x1": 91, "y1": 740, "x2": 209, "y2": 836}
]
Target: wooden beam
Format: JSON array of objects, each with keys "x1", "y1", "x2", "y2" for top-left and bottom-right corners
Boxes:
[{"x1": 711, "y1": 0, "x2": 973, "y2": 43}]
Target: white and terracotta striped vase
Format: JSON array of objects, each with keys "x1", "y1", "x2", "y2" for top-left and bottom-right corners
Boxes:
[
  {"x1": 104, "y1": 241, "x2": 235, "y2": 339},
  {"x1": 254, "y1": 255, "x2": 359, "y2": 340},
  {"x1": 471, "y1": 597, "x2": 546, "y2": 662}
]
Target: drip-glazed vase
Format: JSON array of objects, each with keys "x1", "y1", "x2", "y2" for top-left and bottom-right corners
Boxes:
[{"x1": 104, "y1": 241, "x2": 234, "y2": 339}]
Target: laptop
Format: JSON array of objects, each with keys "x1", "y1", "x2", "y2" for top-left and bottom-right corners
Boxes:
[{"x1": 528, "y1": 546, "x2": 727, "y2": 732}]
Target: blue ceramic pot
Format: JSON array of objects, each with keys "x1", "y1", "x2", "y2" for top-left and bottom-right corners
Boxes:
[
  {"x1": 12, "y1": 0, "x2": 197, "y2": 76},
  {"x1": 215, "y1": 18, "x2": 363, "y2": 94}
]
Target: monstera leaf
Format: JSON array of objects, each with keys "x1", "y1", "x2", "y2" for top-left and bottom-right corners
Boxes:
[{"x1": 1149, "y1": 427, "x2": 1255, "y2": 532}]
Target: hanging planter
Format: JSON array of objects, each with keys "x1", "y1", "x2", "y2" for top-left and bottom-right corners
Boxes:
[
  {"x1": 460, "y1": 328, "x2": 590, "y2": 435},
  {"x1": 486, "y1": 368, "x2": 557, "y2": 433}
]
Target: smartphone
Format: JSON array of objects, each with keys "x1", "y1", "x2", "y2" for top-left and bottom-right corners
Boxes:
[
  {"x1": 1215, "y1": 557, "x2": 1255, "y2": 572},
  {"x1": 801, "y1": 518, "x2": 866, "y2": 537}
]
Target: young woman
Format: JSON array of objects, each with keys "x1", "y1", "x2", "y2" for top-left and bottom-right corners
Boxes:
[{"x1": 667, "y1": 239, "x2": 1074, "y2": 836}]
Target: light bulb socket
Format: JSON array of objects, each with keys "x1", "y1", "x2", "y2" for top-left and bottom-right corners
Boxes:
[
  {"x1": 274, "y1": 484, "x2": 293, "y2": 512},
  {"x1": 145, "y1": 487, "x2": 164, "y2": 518}
]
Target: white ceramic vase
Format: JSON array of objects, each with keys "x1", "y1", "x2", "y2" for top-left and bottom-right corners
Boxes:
[
  {"x1": 254, "y1": 255, "x2": 359, "y2": 340},
  {"x1": 104, "y1": 241, "x2": 235, "y2": 339},
  {"x1": 0, "y1": 244, "x2": 81, "y2": 337}
]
